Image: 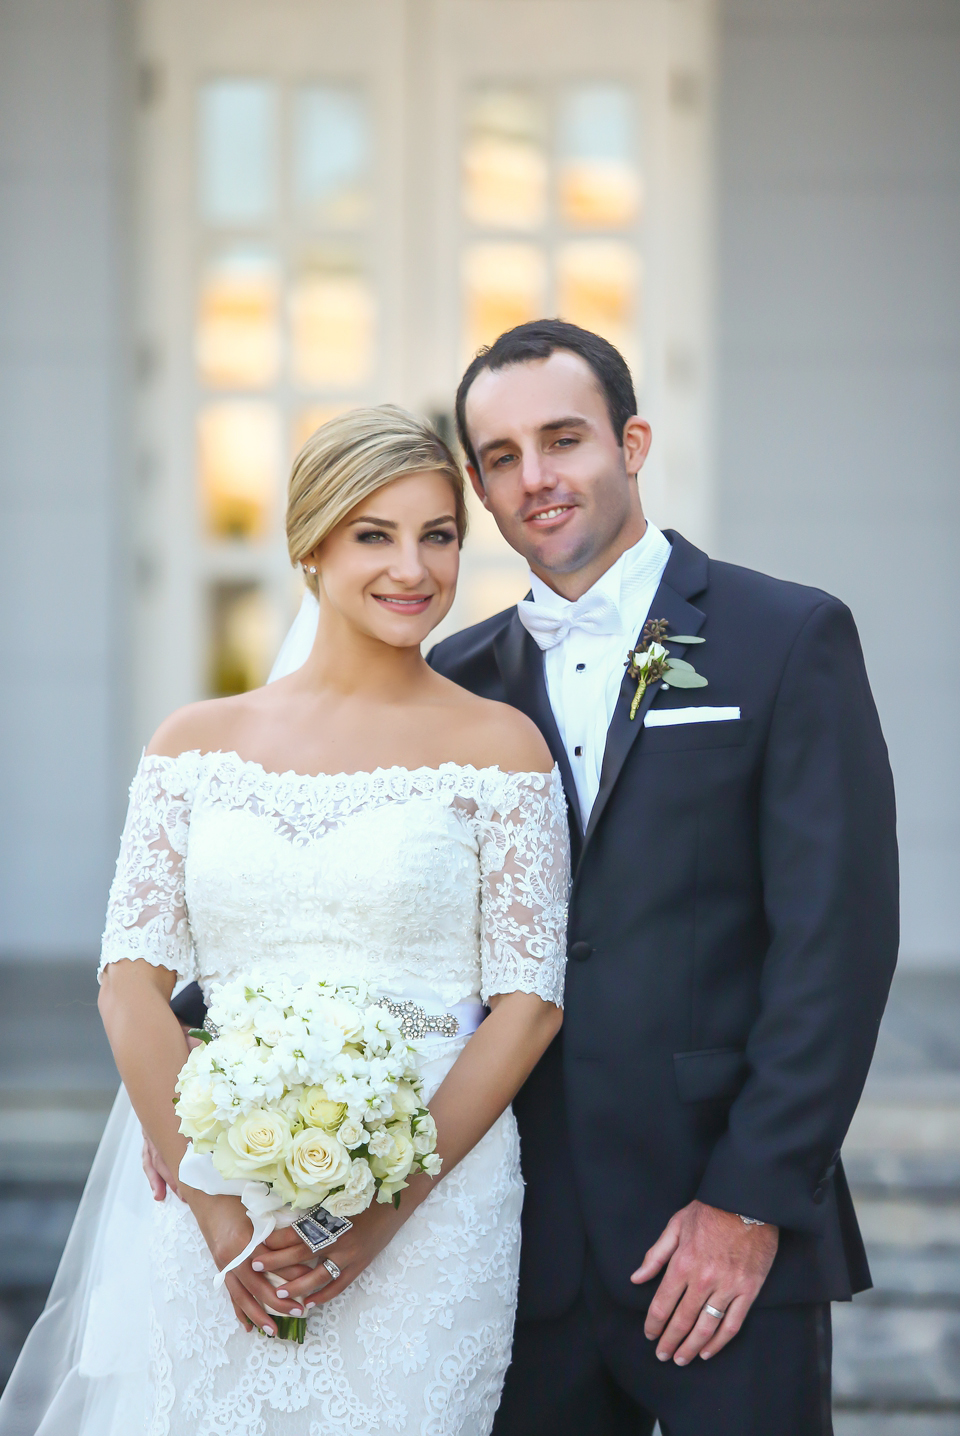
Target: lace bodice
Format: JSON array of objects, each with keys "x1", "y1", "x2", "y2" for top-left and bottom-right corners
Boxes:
[{"x1": 100, "y1": 751, "x2": 570, "y2": 1009}]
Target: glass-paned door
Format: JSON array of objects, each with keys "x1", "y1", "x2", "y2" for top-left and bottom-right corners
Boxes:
[{"x1": 132, "y1": 0, "x2": 714, "y2": 744}]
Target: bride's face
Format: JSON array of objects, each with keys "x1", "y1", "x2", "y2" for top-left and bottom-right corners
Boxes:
[{"x1": 312, "y1": 469, "x2": 460, "y2": 647}]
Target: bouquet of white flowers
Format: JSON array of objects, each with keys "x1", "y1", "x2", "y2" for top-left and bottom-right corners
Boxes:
[{"x1": 175, "y1": 975, "x2": 442, "y2": 1339}]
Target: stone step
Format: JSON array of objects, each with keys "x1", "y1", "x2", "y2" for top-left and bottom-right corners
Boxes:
[{"x1": 0, "y1": 1088, "x2": 116, "y2": 1182}]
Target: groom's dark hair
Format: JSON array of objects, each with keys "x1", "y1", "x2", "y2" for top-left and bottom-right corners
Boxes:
[{"x1": 454, "y1": 318, "x2": 637, "y2": 476}]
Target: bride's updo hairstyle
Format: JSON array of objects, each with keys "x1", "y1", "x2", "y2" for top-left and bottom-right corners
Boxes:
[{"x1": 287, "y1": 405, "x2": 468, "y2": 598}]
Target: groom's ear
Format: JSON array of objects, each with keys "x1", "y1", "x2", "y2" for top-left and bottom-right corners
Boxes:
[{"x1": 466, "y1": 464, "x2": 492, "y2": 511}]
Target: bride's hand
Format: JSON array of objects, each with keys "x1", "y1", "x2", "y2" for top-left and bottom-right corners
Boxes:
[
  {"x1": 186, "y1": 1192, "x2": 315, "y2": 1335},
  {"x1": 247, "y1": 1194, "x2": 415, "y2": 1308}
]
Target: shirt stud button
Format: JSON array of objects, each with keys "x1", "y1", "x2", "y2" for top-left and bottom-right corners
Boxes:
[
  {"x1": 574, "y1": 745, "x2": 583, "y2": 757},
  {"x1": 576, "y1": 663, "x2": 585, "y2": 672}
]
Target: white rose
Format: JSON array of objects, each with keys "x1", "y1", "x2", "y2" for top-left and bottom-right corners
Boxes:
[
  {"x1": 286, "y1": 1127, "x2": 352, "y2": 1195},
  {"x1": 216, "y1": 1108, "x2": 292, "y2": 1178},
  {"x1": 411, "y1": 1111, "x2": 437, "y2": 1155},
  {"x1": 323, "y1": 1158, "x2": 376, "y2": 1217},
  {"x1": 390, "y1": 1081, "x2": 419, "y2": 1116},
  {"x1": 175, "y1": 1082, "x2": 221, "y2": 1144},
  {"x1": 338, "y1": 1116, "x2": 367, "y2": 1149},
  {"x1": 297, "y1": 1085, "x2": 348, "y2": 1131},
  {"x1": 368, "y1": 1127, "x2": 415, "y2": 1185},
  {"x1": 420, "y1": 1152, "x2": 442, "y2": 1178}
]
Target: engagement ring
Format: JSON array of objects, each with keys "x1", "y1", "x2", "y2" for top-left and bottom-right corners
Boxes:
[{"x1": 323, "y1": 1259, "x2": 341, "y2": 1281}]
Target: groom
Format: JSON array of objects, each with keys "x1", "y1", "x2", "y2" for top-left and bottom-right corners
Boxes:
[{"x1": 426, "y1": 320, "x2": 899, "y2": 1434}]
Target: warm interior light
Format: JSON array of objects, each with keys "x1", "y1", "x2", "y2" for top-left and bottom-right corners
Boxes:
[
  {"x1": 198, "y1": 401, "x2": 280, "y2": 539},
  {"x1": 196, "y1": 250, "x2": 280, "y2": 389},
  {"x1": 462, "y1": 242, "x2": 547, "y2": 359},
  {"x1": 557, "y1": 240, "x2": 639, "y2": 359},
  {"x1": 290, "y1": 261, "x2": 376, "y2": 389},
  {"x1": 462, "y1": 90, "x2": 547, "y2": 231},
  {"x1": 208, "y1": 582, "x2": 275, "y2": 695}
]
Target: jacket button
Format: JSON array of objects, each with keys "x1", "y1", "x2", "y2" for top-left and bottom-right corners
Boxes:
[
  {"x1": 569, "y1": 941, "x2": 593, "y2": 963},
  {"x1": 812, "y1": 1185, "x2": 825, "y2": 1205}
]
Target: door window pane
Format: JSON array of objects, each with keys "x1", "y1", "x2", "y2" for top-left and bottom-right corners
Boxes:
[
  {"x1": 462, "y1": 243, "x2": 547, "y2": 359},
  {"x1": 295, "y1": 86, "x2": 369, "y2": 228},
  {"x1": 196, "y1": 249, "x2": 280, "y2": 389},
  {"x1": 209, "y1": 582, "x2": 274, "y2": 695},
  {"x1": 290, "y1": 255, "x2": 376, "y2": 389},
  {"x1": 199, "y1": 80, "x2": 276, "y2": 225},
  {"x1": 198, "y1": 401, "x2": 280, "y2": 539},
  {"x1": 557, "y1": 240, "x2": 638, "y2": 358},
  {"x1": 558, "y1": 85, "x2": 639, "y2": 229},
  {"x1": 292, "y1": 403, "x2": 353, "y2": 456},
  {"x1": 462, "y1": 90, "x2": 547, "y2": 231}
]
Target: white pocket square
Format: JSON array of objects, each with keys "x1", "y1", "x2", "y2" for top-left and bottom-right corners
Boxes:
[{"x1": 644, "y1": 706, "x2": 741, "y2": 727}]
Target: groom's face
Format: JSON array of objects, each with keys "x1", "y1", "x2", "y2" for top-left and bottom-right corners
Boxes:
[{"x1": 462, "y1": 350, "x2": 650, "y2": 587}]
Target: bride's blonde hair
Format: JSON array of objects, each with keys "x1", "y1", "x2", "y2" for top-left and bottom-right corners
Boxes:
[{"x1": 287, "y1": 405, "x2": 468, "y2": 597}]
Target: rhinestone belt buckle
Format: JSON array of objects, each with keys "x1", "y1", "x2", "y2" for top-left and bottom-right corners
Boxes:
[
  {"x1": 375, "y1": 997, "x2": 459, "y2": 1041},
  {"x1": 292, "y1": 1204, "x2": 354, "y2": 1254}
]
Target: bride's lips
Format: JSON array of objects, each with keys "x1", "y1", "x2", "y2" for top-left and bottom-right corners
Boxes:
[
  {"x1": 372, "y1": 593, "x2": 433, "y2": 615},
  {"x1": 524, "y1": 503, "x2": 577, "y2": 531}
]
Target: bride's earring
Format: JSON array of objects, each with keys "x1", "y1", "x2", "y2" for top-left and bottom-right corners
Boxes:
[{"x1": 302, "y1": 564, "x2": 317, "y2": 574}]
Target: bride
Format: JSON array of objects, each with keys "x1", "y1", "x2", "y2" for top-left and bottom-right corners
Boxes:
[{"x1": 1, "y1": 406, "x2": 569, "y2": 1436}]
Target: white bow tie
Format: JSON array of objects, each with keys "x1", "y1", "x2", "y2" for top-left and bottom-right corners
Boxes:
[{"x1": 516, "y1": 591, "x2": 623, "y2": 650}]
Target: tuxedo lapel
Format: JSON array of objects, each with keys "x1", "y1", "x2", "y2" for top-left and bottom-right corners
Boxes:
[
  {"x1": 493, "y1": 611, "x2": 584, "y2": 854},
  {"x1": 581, "y1": 534, "x2": 709, "y2": 854}
]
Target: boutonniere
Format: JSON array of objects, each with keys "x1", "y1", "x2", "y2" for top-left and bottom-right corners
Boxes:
[{"x1": 625, "y1": 619, "x2": 707, "y2": 720}]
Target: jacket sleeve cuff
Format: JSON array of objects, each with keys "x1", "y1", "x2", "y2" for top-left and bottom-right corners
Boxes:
[{"x1": 695, "y1": 1139, "x2": 839, "y2": 1236}]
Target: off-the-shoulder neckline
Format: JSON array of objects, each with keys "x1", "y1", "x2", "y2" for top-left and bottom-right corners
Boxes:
[{"x1": 142, "y1": 748, "x2": 559, "y2": 786}]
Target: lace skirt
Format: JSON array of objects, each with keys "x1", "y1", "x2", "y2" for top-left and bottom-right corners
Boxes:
[{"x1": 0, "y1": 1045, "x2": 523, "y2": 1436}]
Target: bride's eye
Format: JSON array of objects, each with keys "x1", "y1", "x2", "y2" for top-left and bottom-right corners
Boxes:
[
  {"x1": 423, "y1": 529, "x2": 456, "y2": 545},
  {"x1": 355, "y1": 529, "x2": 390, "y2": 543}
]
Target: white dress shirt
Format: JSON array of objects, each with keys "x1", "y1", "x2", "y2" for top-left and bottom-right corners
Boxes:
[{"x1": 518, "y1": 522, "x2": 672, "y2": 828}]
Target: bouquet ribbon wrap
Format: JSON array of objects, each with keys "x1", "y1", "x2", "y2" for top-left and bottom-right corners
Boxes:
[{"x1": 178, "y1": 1147, "x2": 296, "y2": 1284}]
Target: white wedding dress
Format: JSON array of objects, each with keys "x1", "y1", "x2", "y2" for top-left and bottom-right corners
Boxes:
[{"x1": 0, "y1": 751, "x2": 568, "y2": 1436}]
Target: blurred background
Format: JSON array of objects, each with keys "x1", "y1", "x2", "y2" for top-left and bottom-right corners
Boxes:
[{"x1": 0, "y1": 0, "x2": 958, "y2": 1425}]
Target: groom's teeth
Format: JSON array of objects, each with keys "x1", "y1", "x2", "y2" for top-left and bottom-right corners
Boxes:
[{"x1": 537, "y1": 507, "x2": 568, "y2": 519}]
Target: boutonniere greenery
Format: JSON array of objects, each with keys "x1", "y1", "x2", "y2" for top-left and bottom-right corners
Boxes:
[{"x1": 625, "y1": 619, "x2": 707, "y2": 720}]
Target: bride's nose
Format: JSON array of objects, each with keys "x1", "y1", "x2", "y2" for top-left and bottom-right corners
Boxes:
[{"x1": 385, "y1": 534, "x2": 429, "y2": 585}]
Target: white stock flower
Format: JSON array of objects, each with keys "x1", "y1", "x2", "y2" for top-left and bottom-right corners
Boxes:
[
  {"x1": 323, "y1": 1158, "x2": 376, "y2": 1217},
  {"x1": 286, "y1": 1127, "x2": 352, "y2": 1195}
]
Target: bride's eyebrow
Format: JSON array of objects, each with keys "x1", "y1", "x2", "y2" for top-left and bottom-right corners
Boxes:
[{"x1": 347, "y1": 513, "x2": 457, "y2": 529}]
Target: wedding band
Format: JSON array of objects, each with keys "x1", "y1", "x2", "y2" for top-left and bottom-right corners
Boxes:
[
  {"x1": 703, "y1": 1304, "x2": 725, "y2": 1320},
  {"x1": 322, "y1": 1258, "x2": 341, "y2": 1281}
]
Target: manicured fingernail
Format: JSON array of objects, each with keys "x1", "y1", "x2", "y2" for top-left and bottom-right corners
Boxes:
[
  {"x1": 263, "y1": 1326, "x2": 275, "y2": 1337},
  {"x1": 252, "y1": 1261, "x2": 264, "y2": 1271},
  {"x1": 275, "y1": 1289, "x2": 288, "y2": 1298},
  {"x1": 306, "y1": 1302, "x2": 316, "y2": 1310},
  {"x1": 289, "y1": 1307, "x2": 303, "y2": 1316}
]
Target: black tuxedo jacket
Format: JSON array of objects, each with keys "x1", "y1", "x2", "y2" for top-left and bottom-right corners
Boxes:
[{"x1": 428, "y1": 531, "x2": 898, "y2": 1321}]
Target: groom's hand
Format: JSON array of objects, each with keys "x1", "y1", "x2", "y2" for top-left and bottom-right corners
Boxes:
[{"x1": 631, "y1": 1199, "x2": 778, "y2": 1364}]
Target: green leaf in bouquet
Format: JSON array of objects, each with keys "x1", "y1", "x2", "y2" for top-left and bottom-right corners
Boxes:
[
  {"x1": 393, "y1": 1192, "x2": 402, "y2": 1210},
  {"x1": 662, "y1": 669, "x2": 709, "y2": 688},
  {"x1": 669, "y1": 634, "x2": 705, "y2": 644},
  {"x1": 189, "y1": 1027, "x2": 213, "y2": 1044}
]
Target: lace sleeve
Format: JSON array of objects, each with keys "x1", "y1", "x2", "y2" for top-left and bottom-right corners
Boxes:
[
  {"x1": 98, "y1": 752, "x2": 201, "y2": 983},
  {"x1": 475, "y1": 766, "x2": 570, "y2": 1007}
]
